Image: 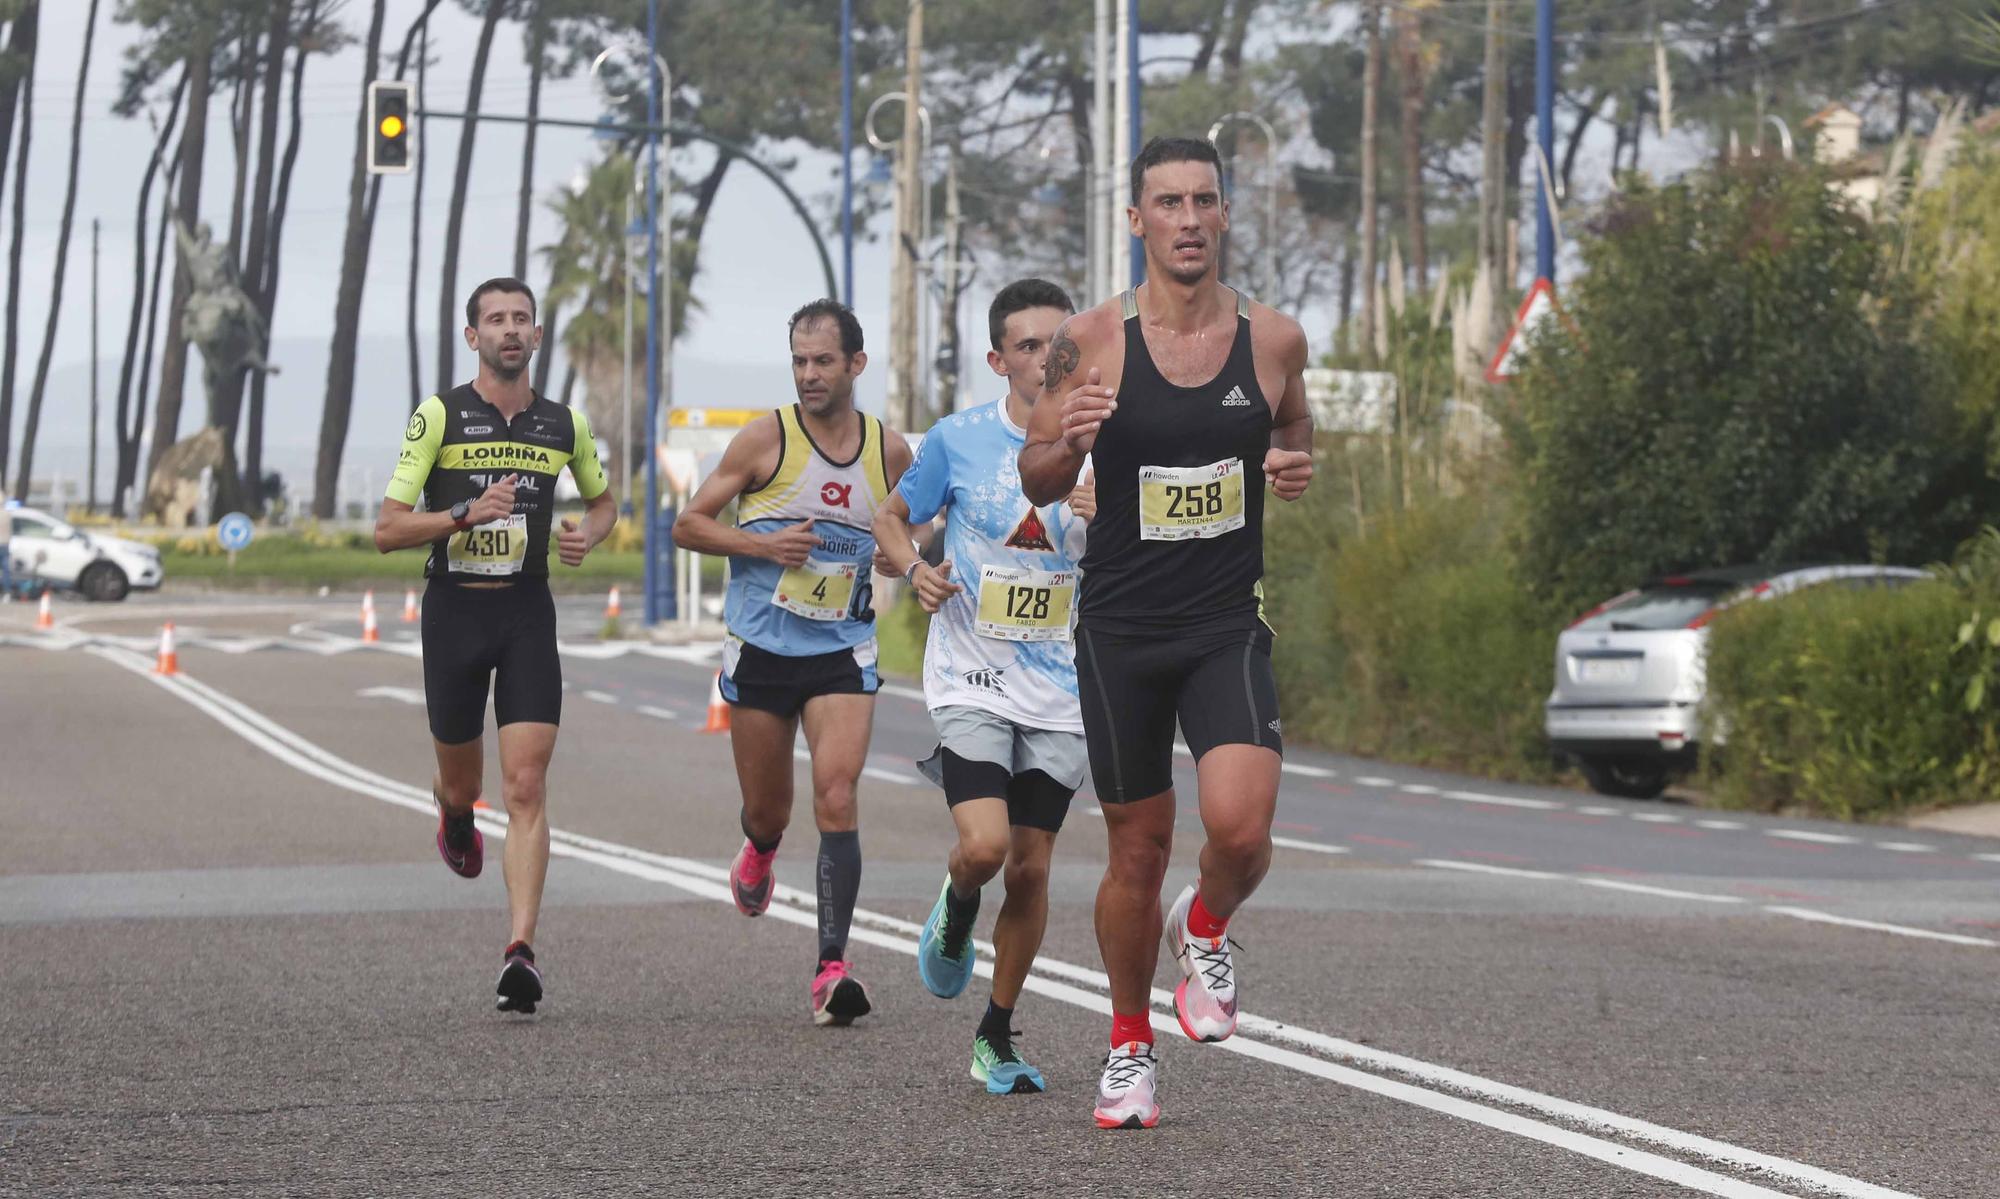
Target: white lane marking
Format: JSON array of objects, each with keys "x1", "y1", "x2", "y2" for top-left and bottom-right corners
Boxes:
[
  {"x1": 1271, "y1": 835, "x2": 1350, "y2": 856},
  {"x1": 1578, "y1": 806, "x2": 1622, "y2": 816},
  {"x1": 1766, "y1": 830, "x2": 1857, "y2": 845},
  {"x1": 1872, "y1": 842, "x2": 1936, "y2": 854},
  {"x1": 862, "y1": 765, "x2": 923, "y2": 786},
  {"x1": 356, "y1": 686, "x2": 427, "y2": 707},
  {"x1": 583, "y1": 690, "x2": 619, "y2": 704},
  {"x1": 1696, "y1": 819, "x2": 1747, "y2": 830},
  {"x1": 1975, "y1": 854, "x2": 2000, "y2": 865},
  {"x1": 1280, "y1": 762, "x2": 1337, "y2": 779},
  {"x1": 636, "y1": 705, "x2": 681, "y2": 721},
  {"x1": 1354, "y1": 776, "x2": 1398, "y2": 788},
  {"x1": 1420, "y1": 859, "x2": 1742, "y2": 906},
  {"x1": 1630, "y1": 812, "x2": 1684, "y2": 824},
  {"x1": 98, "y1": 648, "x2": 1911, "y2": 1199},
  {"x1": 1763, "y1": 907, "x2": 1997, "y2": 948},
  {"x1": 880, "y1": 683, "x2": 926, "y2": 702},
  {"x1": 1439, "y1": 789, "x2": 1563, "y2": 811},
  {"x1": 1399, "y1": 784, "x2": 1441, "y2": 795}
]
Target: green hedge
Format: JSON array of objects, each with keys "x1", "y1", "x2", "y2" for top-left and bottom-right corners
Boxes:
[
  {"x1": 1263, "y1": 483, "x2": 1559, "y2": 779},
  {"x1": 1702, "y1": 581, "x2": 2000, "y2": 820}
]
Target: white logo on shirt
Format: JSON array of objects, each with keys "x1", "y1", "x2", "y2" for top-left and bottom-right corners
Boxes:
[{"x1": 1221, "y1": 385, "x2": 1251, "y2": 407}]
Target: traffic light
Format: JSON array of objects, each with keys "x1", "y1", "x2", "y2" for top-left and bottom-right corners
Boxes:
[{"x1": 367, "y1": 80, "x2": 413, "y2": 175}]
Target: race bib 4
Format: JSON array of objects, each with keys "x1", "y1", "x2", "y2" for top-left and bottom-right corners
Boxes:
[
  {"x1": 446, "y1": 513, "x2": 528, "y2": 575},
  {"x1": 773, "y1": 559, "x2": 859, "y2": 621},
  {"x1": 1139, "y1": 458, "x2": 1245, "y2": 542},
  {"x1": 975, "y1": 565, "x2": 1077, "y2": 642}
]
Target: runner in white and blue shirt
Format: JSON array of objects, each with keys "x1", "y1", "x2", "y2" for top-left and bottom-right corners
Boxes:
[{"x1": 873, "y1": 279, "x2": 1090, "y2": 1095}]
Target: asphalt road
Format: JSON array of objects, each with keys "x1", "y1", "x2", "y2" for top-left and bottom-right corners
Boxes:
[{"x1": 5, "y1": 590, "x2": 1998, "y2": 1197}]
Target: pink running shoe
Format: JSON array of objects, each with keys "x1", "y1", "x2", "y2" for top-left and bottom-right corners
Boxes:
[
  {"x1": 434, "y1": 795, "x2": 483, "y2": 879},
  {"x1": 1093, "y1": 1041, "x2": 1161, "y2": 1129},
  {"x1": 811, "y1": 959, "x2": 873, "y2": 1027},
  {"x1": 1165, "y1": 884, "x2": 1238, "y2": 1042},
  {"x1": 730, "y1": 839, "x2": 775, "y2": 916}
]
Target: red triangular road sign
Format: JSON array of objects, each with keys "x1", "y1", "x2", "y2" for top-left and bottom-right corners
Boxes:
[{"x1": 1486, "y1": 277, "x2": 1562, "y2": 384}]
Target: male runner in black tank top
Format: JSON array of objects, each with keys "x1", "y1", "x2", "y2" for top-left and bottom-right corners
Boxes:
[{"x1": 1019, "y1": 136, "x2": 1314, "y2": 1130}]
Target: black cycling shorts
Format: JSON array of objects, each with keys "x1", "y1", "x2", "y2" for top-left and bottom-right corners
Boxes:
[
  {"x1": 1074, "y1": 617, "x2": 1282, "y2": 804},
  {"x1": 420, "y1": 578, "x2": 561, "y2": 745},
  {"x1": 937, "y1": 749, "x2": 1074, "y2": 834},
  {"x1": 720, "y1": 638, "x2": 880, "y2": 719}
]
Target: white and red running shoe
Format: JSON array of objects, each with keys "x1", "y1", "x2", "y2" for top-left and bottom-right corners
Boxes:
[
  {"x1": 729, "y1": 839, "x2": 776, "y2": 917},
  {"x1": 1092, "y1": 1041, "x2": 1161, "y2": 1129},
  {"x1": 1164, "y1": 883, "x2": 1238, "y2": 1042},
  {"x1": 811, "y1": 959, "x2": 872, "y2": 1027}
]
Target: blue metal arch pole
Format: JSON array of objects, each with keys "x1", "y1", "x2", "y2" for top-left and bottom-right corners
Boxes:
[
  {"x1": 645, "y1": 0, "x2": 667, "y2": 625},
  {"x1": 840, "y1": 0, "x2": 855, "y2": 306},
  {"x1": 1535, "y1": 0, "x2": 1556, "y2": 283}
]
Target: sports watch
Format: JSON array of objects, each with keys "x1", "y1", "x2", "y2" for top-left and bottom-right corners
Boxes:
[{"x1": 450, "y1": 500, "x2": 473, "y2": 530}]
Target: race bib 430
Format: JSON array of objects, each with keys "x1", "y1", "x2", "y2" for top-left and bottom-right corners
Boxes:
[
  {"x1": 446, "y1": 514, "x2": 528, "y2": 575},
  {"x1": 1139, "y1": 458, "x2": 1245, "y2": 542}
]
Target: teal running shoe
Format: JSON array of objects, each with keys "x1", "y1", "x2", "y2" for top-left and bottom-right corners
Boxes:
[
  {"x1": 971, "y1": 1030, "x2": 1045, "y2": 1094},
  {"x1": 917, "y1": 876, "x2": 975, "y2": 998}
]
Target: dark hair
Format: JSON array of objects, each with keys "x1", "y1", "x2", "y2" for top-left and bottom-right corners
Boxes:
[
  {"x1": 465, "y1": 277, "x2": 537, "y2": 328},
  {"x1": 787, "y1": 298, "x2": 865, "y2": 356},
  {"x1": 1130, "y1": 135, "x2": 1225, "y2": 204},
  {"x1": 987, "y1": 278, "x2": 1074, "y2": 350}
]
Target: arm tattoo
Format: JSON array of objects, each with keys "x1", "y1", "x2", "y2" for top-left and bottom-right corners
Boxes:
[{"x1": 1043, "y1": 328, "x2": 1081, "y2": 393}]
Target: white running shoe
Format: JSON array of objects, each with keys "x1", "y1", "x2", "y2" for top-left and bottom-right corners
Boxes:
[
  {"x1": 1092, "y1": 1041, "x2": 1160, "y2": 1129},
  {"x1": 1164, "y1": 883, "x2": 1238, "y2": 1042}
]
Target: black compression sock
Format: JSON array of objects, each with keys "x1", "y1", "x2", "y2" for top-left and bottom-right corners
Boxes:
[
  {"x1": 742, "y1": 808, "x2": 781, "y2": 856},
  {"x1": 816, "y1": 830, "x2": 861, "y2": 962},
  {"x1": 944, "y1": 879, "x2": 981, "y2": 925},
  {"x1": 978, "y1": 1000, "x2": 1014, "y2": 1044}
]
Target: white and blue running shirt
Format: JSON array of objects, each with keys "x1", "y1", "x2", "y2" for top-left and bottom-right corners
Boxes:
[{"x1": 897, "y1": 399, "x2": 1087, "y2": 732}]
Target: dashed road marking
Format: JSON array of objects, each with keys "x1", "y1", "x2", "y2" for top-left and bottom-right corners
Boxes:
[
  {"x1": 1630, "y1": 812, "x2": 1684, "y2": 824},
  {"x1": 1440, "y1": 789, "x2": 1563, "y2": 811},
  {"x1": 1765, "y1": 907, "x2": 1996, "y2": 948},
  {"x1": 583, "y1": 690, "x2": 619, "y2": 704},
  {"x1": 1272, "y1": 835, "x2": 1350, "y2": 856},
  {"x1": 1766, "y1": 829, "x2": 1858, "y2": 845},
  {"x1": 1873, "y1": 842, "x2": 1937, "y2": 854},
  {"x1": 1280, "y1": 762, "x2": 1338, "y2": 779},
  {"x1": 1696, "y1": 819, "x2": 1747, "y2": 830},
  {"x1": 636, "y1": 705, "x2": 680, "y2": 721}
]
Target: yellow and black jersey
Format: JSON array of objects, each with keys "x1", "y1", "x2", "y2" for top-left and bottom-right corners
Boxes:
[{"x1": 386, "y1": 383, "x2": 609, "y2": 582}]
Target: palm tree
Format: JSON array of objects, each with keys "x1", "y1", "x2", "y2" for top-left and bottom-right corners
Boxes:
[
  {"x1": 542, "y1": 153, "x2": 650, "y2": 506},
  {"x1": 0, "y1": 0, "x2": 36, "y2": 491},
  {"x1": 147, "y1": 21, "x2": 217, "y2": 478},
  {"x1": 112, "y1": 73, "x2": 189, "y2": 517},
  {"x1": 13, "y1": 0, "x2": 101, "y2": 501}
]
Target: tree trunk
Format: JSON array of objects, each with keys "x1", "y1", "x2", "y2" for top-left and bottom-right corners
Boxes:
[
  {"x1": 1478, "y1": 0, "x2": 1507, "y2": 332},
  {"x1": 149, "y1": 33, "x2": 215, "y2": 478},
  {"x1": 13, "y1": 0, "x2": 100, "y2": 502},
  {"x1": 1394, "y1": 4, "x2": 1429, "y2": 293},
  {"x1": 1358, "y1": 0, "x2": 1382, "y2": 361},
  {"x1": 113, "y1": 73, "x2": 188, "y2": 517},
  {"x1": 220, "y1": 5, "x2": 291, "y2": 512},
  {"x1": 514, "y1": 2, "x2": 545, "y2": 279},
  {"x1": 130, "y1": 155, "x2": 182, "y2": 510},
  {"x1": 0, "y1": 4, "x2": 38, "y2": 249},
  {"x1": 532, "y1": 294, "x2": 558, "y2": 395},
  {"x1": 407, "y1": 8, "x2": 437, "y2": 406},
  {"x1": 314, "y1": 0, "x2": 389, "y2": 519},
  {"x1": 0, "y1": 2, "x2": 37, "y2": 491},
  {"x1": 1559, "y1": 90, "x2": 1606, "y2": 200},
  {"x1": 247, "y1": 1, "x2": 322, "y2": 514},
  {"x1": 223, "y1": 31, "x2": 255, "y2": 269},
  {"x1": 436, "y1": 0, "x2": 509, "y2": 392}
]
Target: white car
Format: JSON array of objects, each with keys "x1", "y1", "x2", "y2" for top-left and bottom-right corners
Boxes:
[
  {"x1": 4, "y1": 506, "x2": 164, "y2": 602},
  {"x1": 1545, "y1": 564, "x2": 1926, "y2": 799}
]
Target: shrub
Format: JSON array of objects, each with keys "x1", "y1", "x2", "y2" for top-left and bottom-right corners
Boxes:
[{"x1": 1702, "y1": 578, "x2": 2000, "y2": 819}]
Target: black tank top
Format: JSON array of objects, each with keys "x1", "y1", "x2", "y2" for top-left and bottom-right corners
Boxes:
[{"x1": 1078, "y1": 287, "x2": 1269, "y2": 627}]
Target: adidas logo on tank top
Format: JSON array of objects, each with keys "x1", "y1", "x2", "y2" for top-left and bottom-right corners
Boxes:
[{"x1": 1221, "y1": 385, "x2": 1251, "y2": 407}]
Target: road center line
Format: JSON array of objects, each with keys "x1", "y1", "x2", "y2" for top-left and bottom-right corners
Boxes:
[{"x1": 85, "y1": 647, "x2": 1916, "y2": 1199}]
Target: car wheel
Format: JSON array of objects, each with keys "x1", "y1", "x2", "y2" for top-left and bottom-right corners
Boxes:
[
  {"x1": 1579, "y1": 756, "x2": 1670, "y2": 800},
  {"x1": 79, "y1": 561, "x2": 130, "y2": 603}
]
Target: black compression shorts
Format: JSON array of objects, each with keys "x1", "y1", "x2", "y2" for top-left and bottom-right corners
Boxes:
[
  {"x1": 937, "y1": 749, "x2": 1074, "y2": 833},
  {"x1": 420, "y1": 578, "x2": 561, "y2": 744},
  {"x1": 719, "y1": 638, "x2": 880, "y2": 719},
  {"x1": 1074, "y1": 617, "x2": 1282, "y2": 804}
]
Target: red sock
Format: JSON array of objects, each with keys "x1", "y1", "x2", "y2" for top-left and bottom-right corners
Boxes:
[
  {"x1": 1187, "y1": 889, "x2": 1229, "y2": 939},
  {"x1": 1111, "y1": 1010, "x2": 1154, "y2": 1048}
]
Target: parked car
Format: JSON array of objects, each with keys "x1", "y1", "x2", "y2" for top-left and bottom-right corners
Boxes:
[
  {"x1": 1545, "y1": 564, "x2": 1926, "y2": 799},
  {"x1": 4, "y1": 506, "x2": 164, "y2": 602}
]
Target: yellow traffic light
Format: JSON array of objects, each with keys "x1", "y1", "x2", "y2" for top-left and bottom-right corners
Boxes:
[
  {"x1": 367, "y1": 80, "x2": 414, "y2": 175},
  {"x1": 379, "y1": 114, "x2": 405, "y2": 140}
]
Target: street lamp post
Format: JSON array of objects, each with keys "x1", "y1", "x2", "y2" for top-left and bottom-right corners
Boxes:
[
  {"x1": 1207, "y1": 112, "x2": 1278, "y2": 301},
  {"x1": 865, "y1": 91, "x2": 932, "y2": 425},
  {"x1": 840, "y1": 0, "x2": 855, "y2": 306}
]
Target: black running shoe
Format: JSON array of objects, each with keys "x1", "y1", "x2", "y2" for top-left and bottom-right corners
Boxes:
[
  {"x1": 435, "y1": 794, "x2": 483, "y2": 879},
  {"x1": 496, "y1": 941, "x2": 543, "y2": 1014}
]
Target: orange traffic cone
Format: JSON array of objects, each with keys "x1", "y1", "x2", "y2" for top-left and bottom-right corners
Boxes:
[
  {"x1": 402, "y1": 588, "x2": 419, "y2": 623},
  {"x1": 701, "y1": 670, "x2": 731, "y2": 733},
  {"x1": 361, "y1": 592, "x2": 380, "y2": 644},
  {"x1": 155, "y1": 622, "x2": 179, "y2": 675},
  {"x1": 35, "y1": 589, "x2": 53, "y2": 630},
  {"x1": 606, "y1": 586, "x2": 622, "y2": 620}
]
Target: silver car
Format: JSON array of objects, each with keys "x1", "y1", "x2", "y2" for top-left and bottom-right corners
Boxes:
[{"x1": 1545, "y1": 564, "x2": 1926, "y2": 799}]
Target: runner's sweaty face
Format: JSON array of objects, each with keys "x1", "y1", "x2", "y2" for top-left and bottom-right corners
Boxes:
[
  {"x1": 790, "y1": 319, "x2": 865, "y2": 419},
  {"x1": 467, "y1": 291, "x2": 540, "y2": 382},
  {"x1": 1130, "y1": 159, "x2": 1230, "y2": 286}
]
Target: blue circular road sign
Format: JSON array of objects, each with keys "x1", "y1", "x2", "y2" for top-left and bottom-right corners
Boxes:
[{"x1": 217, "y1": 512, "x2": 255, "y2": 552}]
